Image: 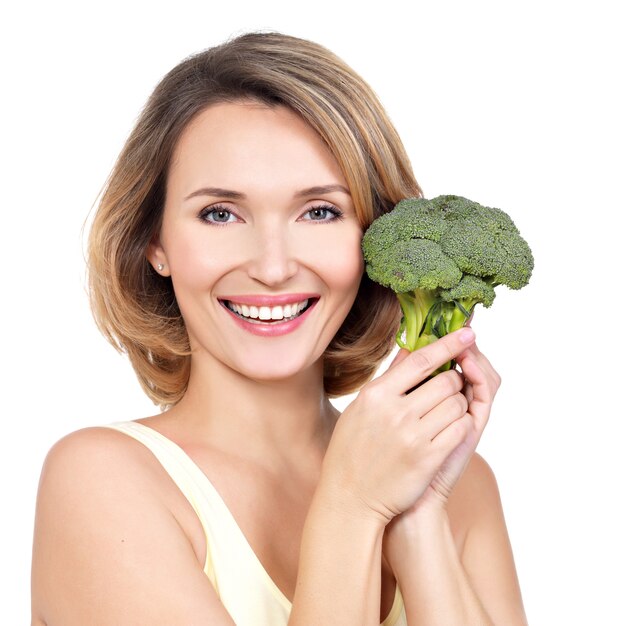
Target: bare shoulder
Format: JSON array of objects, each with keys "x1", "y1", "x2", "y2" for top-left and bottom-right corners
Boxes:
[
  {"x1": 36, "y1": 426, "x2": 166, "y2": 491},
  {"x1": 39, "y1": 426, "x2": 146, "y2": 475},
  {"x1": 448, "y1": 452, "x2": 529, "y2": 625},
  {"x1": 31, "y1": 427, "x2": 235, "y2": 625},
  {"x1": 448, "y1": 452, "x2": 500, "y2": 530}
]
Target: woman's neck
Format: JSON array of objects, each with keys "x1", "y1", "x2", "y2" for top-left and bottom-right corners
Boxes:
[{"x1": 157, "y1": 355, "x2": 340, "y2": 473}]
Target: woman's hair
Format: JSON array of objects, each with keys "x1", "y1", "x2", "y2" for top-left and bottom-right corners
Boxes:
[{"x1": 87, "y1": 30, "x2": 423, "y2": 408}]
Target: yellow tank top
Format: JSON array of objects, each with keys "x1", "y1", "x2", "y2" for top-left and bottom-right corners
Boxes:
[{"x1": 102, "y1": 420, "x2": 407, "y2": 625}]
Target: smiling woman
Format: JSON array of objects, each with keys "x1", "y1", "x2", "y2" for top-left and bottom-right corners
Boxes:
[
  {"x1": 31, "y1": 31, "x2": 527, "y2": 626},
  {"x1": 82, "y1": 33, "x2": 419, "y2": 409},
  {"x1": 146, "y1": 102, "x2": 365, "y2": 367}
]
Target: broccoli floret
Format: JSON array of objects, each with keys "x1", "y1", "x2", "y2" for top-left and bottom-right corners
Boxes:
[{"x1": 362, "y1": 195, "x2": 533, "y2": 375}]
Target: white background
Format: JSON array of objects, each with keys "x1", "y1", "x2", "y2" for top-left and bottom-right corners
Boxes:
[{"x1": 2, "y1": 0, "x2": 624, "y2": 623}]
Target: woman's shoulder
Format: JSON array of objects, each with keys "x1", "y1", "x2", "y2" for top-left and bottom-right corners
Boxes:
[
  {"x1": 447, "y1": 452, "x2": 502, "y2": 550},
  {"x1": 32, "y1": 426, "x2": 230, "y2": 624},
  {"x1": 446, "y1": 456, "x2": 527, "y2": 624},
  {"x1": 37, "y1": 422, "x2": 208, "y2": 545},
  {"x1": 40, "y1": 425, "x2": 158, "y2": 487},
  {"x1": 34, "y1": 426, "x2": 170, "y2": 553},
  {"x1": 452, "y1": 451, "x2": 498, "y2": 498},
  {"x1": 36, "y1": 423, "x2": 202, "y2": 527},
  {"x1": 449, "y1": 452, "x2": 500, "y2": 515}
]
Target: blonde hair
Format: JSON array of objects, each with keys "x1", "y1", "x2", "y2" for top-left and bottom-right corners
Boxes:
[{"x1": 87, "y1": 31, "x2": 423, "y2": 407}]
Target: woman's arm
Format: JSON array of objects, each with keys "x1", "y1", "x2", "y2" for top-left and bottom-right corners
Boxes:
[
  {"x1": 289, "y1": 486, "x2": 387, "y2": 626},
  {"x1": 288, "y1": 330, "x2": 484, "y2": 625},
  {"x1": 31, "y1": 428, "x2": 237, "y2": 625},
  {"x1": 388, "y1": 453, "x2": 527, "y2": 625},
  {"x1": 382, "y1": 339, "x2": 527, "y2": 625}
]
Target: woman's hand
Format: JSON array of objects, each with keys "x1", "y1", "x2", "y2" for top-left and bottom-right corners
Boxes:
[
  {"x1": 317, "y1": 327, "x2": 477, "y2": 527},
  {"x1": 382, "y1": 336, "x2": 501, "y2": 572}
]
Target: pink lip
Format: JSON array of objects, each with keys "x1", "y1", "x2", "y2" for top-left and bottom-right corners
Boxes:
[
  {"x1": 219, "y1": 298, "x2": 319, "y2": 337},
  {"x1": 218, "y1": 293, "x2": 319, "y2": 307}
]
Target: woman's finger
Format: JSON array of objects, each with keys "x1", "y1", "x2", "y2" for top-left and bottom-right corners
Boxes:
[
  {"x1": 378, "y1": 328, "x2": 476, "y2": 396},
  {"x1": 388, "y1": 347, "x2": 411, "y2": 370},
  {"x1": 457, "y1": 352, "x2": 492, "y2": 432},
  {"x1": 418, "y1": 392, "x2": 469, "y2": 441},
  {"x1": 457, "y1": 343, "x2": 501, "y2": 394},
  {"x1": 463, "y1": 379, "x2": 474, "y2": 405},
  {"x1": 405, "y1": 369, "x2": 465, "y2": 420}
]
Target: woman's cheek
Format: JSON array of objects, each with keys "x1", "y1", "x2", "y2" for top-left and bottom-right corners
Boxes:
[
  {"x1": 335, "y1": 229, "x2": 366, "y2": 290},
  {"x1": 315, "y1": 224, "x2": 364, "y2": 279}
]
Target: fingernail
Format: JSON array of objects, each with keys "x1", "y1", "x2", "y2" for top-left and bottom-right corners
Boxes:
[{"x1": 459, "y1": 328, "x2": 475, "y2": 343}]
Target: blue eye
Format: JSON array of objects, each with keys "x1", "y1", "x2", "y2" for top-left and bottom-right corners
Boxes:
[
  {"x1": 303, "y1": 204, "x2": 344, "y2": 222},
  {"x1": 198, "y1": 206, "x2": 238, "y2": 225},
  {"x1": 198, "y1": 203, "x2": 344, "y2": 226}
]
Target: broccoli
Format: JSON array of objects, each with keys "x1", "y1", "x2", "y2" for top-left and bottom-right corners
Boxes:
[{"x1": 362, "y1": 195, "x2": 533, "y2": 374}]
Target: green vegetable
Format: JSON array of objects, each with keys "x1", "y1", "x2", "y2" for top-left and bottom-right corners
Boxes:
[{"x1": 362, "y1": 195, "x2": 533, "y2": 374}]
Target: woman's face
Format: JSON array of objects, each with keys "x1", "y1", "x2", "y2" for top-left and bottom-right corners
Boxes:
[{"x1": 149, "y1": 101, "x2": 365, "y2": 382}]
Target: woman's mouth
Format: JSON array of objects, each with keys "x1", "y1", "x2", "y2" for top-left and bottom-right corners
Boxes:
[{"x1": 219, "y1": 298, "x2": 318, "y2": 325}]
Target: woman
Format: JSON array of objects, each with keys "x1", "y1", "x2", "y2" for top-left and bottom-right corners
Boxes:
[{"x1": 31, "y1": 31, "x2": 527, "y2": 625}]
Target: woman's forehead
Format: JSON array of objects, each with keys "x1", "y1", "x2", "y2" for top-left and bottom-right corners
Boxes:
[{"x1": 167, "y1": 102, "x2": 348, "y2": 196}]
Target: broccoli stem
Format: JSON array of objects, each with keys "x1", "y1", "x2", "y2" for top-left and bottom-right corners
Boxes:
[
  {"x1": 396, "y1": 290, "x2": 438, "y2": 351},
  {"x1": 395, "y1": 293, "x2": 477, "y2": 379},
  {"x1": 449, "y1": 300, "x2": 473, "y2": 331}
]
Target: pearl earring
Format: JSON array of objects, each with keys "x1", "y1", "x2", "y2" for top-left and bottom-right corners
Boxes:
[{"x1": 157, "y1": 264, "x2": 164, "y2": 271}]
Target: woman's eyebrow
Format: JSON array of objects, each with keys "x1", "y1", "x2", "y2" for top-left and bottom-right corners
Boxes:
[
  {"x1": 184, "y1": 184, "x2": 351, "y2": 202},
  {"x1": 184, "y1": 187, "x2": 244, "y2": 201},
  {"x1": 295, "y1": 184, "x2": 351, "y2": 198}
]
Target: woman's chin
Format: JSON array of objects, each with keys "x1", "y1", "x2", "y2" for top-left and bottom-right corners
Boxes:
[
  {"x1": 240, "y1": 363, "x2": 315, "y2": 385},
  {"x1": 228, "y1": 350, "x2": 321, "y2": 384}
]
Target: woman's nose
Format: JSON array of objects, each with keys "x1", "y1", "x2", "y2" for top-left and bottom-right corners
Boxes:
[{"x1": 245, "y1": 225, "x2": 299, "y2": 286}]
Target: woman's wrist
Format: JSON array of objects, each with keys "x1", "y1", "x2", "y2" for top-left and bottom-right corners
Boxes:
[
  {"x1": 312, "y1": 477, "x2": 389, "y2": 533},
  {"x1": 406, "y1": 500, "x2": 449, "y2": 528},
  {"x1": 388, "y1": 497, "x2": 449, "y2": 536},
  {"x1": 383, "y1": 500, "x2": 450, "y2": 579}
]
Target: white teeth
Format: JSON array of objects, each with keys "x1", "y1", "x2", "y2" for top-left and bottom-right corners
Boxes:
[{"x1": 226, "y1": 299, "x2": 310, "y2": 321}]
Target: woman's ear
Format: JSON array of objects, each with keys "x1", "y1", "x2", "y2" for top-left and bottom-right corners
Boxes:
[{"x1": 146, "y1": 234, "x2": 171, "y2": 277}]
